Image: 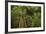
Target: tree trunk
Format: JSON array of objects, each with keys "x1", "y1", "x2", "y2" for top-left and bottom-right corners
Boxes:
[{"x1": 19, "y1": 16, "x2": 27, "y2": 28}]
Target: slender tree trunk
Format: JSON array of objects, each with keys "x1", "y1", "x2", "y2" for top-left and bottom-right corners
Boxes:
[
  {"x1": 19, "y1": 16, "x2": 24, "y2": 28},
  {"x1": 23, "y1": 16, "x2": 27, "y2": 28},
  {"x1": 19, "y1": 16, "x2": 27, "y2": 28}
]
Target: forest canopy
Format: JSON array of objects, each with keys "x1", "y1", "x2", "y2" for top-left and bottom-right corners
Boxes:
[{"x1": 11, "y1": 5, "x2": 41, "y2": 28}]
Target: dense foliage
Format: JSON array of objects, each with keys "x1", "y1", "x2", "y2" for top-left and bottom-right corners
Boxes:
[{"x1": 11, "y1": 5, "x2": 41, "y2": 28}]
